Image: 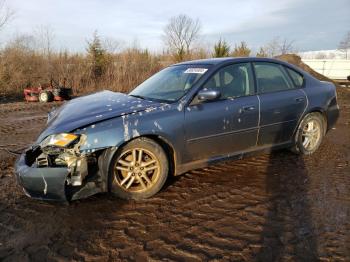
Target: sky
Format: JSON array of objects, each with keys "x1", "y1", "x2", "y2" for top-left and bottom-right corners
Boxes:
[{"x1": 2, "y1": 0, "x2": 350, "y2": 53}]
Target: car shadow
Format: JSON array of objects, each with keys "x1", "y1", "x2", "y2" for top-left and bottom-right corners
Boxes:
[
  {"x1": 162, "y1": 173, "x2": 182, "y2": 191},
  {"x1": 255, "y1": 149, "x2": 319, "y2": 261}
]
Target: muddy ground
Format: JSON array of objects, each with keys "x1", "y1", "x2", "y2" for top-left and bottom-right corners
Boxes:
[{"x1": 0, "y1": 89, "x2": 349, "y2": 262}]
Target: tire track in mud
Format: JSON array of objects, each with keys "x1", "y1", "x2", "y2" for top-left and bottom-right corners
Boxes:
[
  {"x1": 0, "y1": 102, "x2": 53, "y2": 150},
  {"x1": 0, "y1": 116, "x2": 46, "y2": 135},
  {"x1": 0, "y1": 101, "x2": 59, "y2": 116},
  {"x1": 0, "y1": 90, "x2": 349, "y2": 261}
]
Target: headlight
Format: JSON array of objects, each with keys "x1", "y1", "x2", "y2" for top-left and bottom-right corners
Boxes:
[{"x1": 40, "y1": 133, "x2": 79, "y2": 148}]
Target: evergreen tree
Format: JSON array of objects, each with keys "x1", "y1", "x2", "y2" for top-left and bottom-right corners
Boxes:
[
  {"x1": 231, "y1": 41, "x2": 251, "y2": 57},
  {"x1": 87, "y1": 31, "x2": 106, "y2": 79},
  {"x1": 213, "y1": 38, "x2": 230, "y2": 57}
]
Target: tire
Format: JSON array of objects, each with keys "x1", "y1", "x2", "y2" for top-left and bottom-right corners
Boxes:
[
  {"x1": 38, "y1": 91, "x2": 54, "y2": 102},
  {"x1": 108, "y1": 137, "x2": 169, "y2": 200},
  {"x1": 292, "y1": 112, "x2": 325, "y2": 155}
]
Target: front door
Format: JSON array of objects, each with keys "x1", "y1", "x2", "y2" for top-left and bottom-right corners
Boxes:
[{"x1": 184, "y1": 63, "x2": 259, "y2": 162}]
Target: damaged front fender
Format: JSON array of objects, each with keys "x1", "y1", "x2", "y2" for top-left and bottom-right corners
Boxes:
[{"x1": 75, "y1": 117, "x2": 126, "y2": 152}]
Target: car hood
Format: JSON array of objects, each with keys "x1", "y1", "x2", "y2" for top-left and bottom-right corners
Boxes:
[{"x1": 37, "y1": 90, "x2": 161, "y2": 142}]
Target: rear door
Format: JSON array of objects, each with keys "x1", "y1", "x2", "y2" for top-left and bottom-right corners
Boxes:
[
  {"x1": 253, "y1": 62, "x2": 307, "y2": 145},
  {"x1": 184, "y1": 63, "x2": 259, "y2": 162}
]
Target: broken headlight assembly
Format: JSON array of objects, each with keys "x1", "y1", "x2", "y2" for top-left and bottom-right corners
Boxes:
[
  {"x1": 40, "y1": 133, "x2": 79, "y2": 148},
  {"x1": 37, "y1": 133, "x2": 90, "y2": 186}
]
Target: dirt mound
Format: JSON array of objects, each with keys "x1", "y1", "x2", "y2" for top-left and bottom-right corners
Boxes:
[{"x1": 276, "y1": 54, "x2": 338, "y2": 86}]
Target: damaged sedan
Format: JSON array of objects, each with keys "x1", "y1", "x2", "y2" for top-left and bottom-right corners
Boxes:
[{"x1": 15, "y1": 57, "x2": 339, "y2": 201}]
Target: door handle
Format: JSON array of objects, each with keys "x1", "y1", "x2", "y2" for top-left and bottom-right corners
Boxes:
[
  {"x1": 295, "y1": 97, "x2": 305, "y2": 103},
  {"x1": 241, "y1": 105, "x2": 256, "y2": 112}
]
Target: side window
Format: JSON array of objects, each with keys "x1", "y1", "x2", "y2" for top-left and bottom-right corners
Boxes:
[
  {"x1": 202, "y1": 63, "x2": 254, "y2": 99},
  {"x1": 254, "y1": 62, "x2": 293, "y2": 93},
  {"x1": 285, "y1": 67, "x2": 304, "y2": 87}
]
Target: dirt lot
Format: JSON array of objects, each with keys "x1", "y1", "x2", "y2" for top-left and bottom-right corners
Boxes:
[{"x1": 0, "y1": 89, "x2": 349, "y2": 262}]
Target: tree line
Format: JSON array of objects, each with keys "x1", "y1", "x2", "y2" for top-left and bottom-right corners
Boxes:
[{"x1": 0, "y1": 2, "x2": 349, "y2": 100}]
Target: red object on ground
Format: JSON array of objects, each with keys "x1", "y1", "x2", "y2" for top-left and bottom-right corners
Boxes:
[
  {"x1": 23, "y1": 87, "x2": 41, "y2": 102},
  {"x1": 23, "y1": 82, "x2": 72, "y2": 102}
]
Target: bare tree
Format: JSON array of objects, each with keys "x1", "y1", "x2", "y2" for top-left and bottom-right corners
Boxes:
[
  {"x1": 338, "y1": 31, "x2": 350, "y2": 59},
  {"x1": 6, "y1": 34, "x2": 36, "y2": 51},
  {"x1": 163, "y1": 14, "x2": 201, "y2": 61},
  {"x1": 264, "y1": 38, "x2": 279, "y2": 57},
  {"x1": 279, "y1": 38, "x2": 295, "y2": 55},
  {"x1": 264, "y1": 37, "x2": 296, "y2": 57},
  {"x1": 33, "y1": 25, "x2": 56, "y2": 81},
  {"x1": 0, "y1": 0, "x2": 14, "y2": 30},
  {"x1": 102, "y1": 37, "x2": 124, "y2": 54},
  {"x1": 35, "y1": 25, "x2": 55, "y2": 58}
]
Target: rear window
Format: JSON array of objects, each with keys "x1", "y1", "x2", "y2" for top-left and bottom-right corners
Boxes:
[
  {"x1": 253, "y1": 62, "x2": 293, "y2": 93},
  {"x1": 285, "y1": 67, "x2": 304, "y2": 87}
]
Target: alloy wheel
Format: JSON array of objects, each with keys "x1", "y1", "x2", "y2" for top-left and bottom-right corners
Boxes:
[
  {"x1": 301, "y1": 119, "x2": 321, "y2": 151},
  {"x1": 114, "y1": 148, "x2": 160, "y2": 192}
]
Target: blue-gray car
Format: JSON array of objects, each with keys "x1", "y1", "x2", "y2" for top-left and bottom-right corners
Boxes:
[{"x1": 15, "y1": 57, "x2": 339, "y2": 201}]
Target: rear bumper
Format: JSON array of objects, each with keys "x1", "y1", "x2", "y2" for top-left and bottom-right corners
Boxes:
[{"x1": 15, "y1": 149, "x2": 69, "y2": 201}]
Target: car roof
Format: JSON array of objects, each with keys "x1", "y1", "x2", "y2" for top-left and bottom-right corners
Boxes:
[{"x1": 174, "y1": 57, "x2": 289, "y2": 66}]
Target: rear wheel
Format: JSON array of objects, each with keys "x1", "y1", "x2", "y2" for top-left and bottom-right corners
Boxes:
[
  {"x1": 38, "y1": 90, "x2": 53, "y2": 102},
  {"x1": 109, "y1": 138, "x2": 168, "y2": 200},
  {"x1": 292, "y1": 113, "x2": 325, "y2": 155}
]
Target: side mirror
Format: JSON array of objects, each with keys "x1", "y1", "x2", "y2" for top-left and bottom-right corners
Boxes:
[{"x1": 197, "y1": 89, "x2": 221, "y2": 102}]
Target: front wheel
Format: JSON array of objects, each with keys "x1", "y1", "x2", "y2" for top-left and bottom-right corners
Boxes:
[
  {"x1": 109, "y1": 138, "x2": 169, "y2": 200},
  {"x1": 38, "y1": 90, "x2": 53, "y2": 102},
  {"x1": 292, "y1": 113, "x2": 325, "y2": 155}
]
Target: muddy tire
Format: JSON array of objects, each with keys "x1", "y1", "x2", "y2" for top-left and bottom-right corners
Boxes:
[
  {"x1": 292, "y1": 112, "x2": 325, "y2": 155},
  {"x1": 109, "y1": 137, "x2": 168, "y2": 200},
  {"x1": 38, "y1": 91, "x2": 54, "y2": 102}
]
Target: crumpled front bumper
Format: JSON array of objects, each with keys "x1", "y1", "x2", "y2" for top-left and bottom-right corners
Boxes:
[{"x1": 15, "y1": 149, "x2": 69, "y2": 201}]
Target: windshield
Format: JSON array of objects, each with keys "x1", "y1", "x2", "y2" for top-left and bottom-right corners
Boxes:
[{"x1": 129, "y1": 65, "x2": 210, "y2": 102}]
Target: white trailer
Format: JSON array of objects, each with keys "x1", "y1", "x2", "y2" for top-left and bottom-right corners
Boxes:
[{"x1": 302, "y1": 59, "x2": 350, "y2": 80}]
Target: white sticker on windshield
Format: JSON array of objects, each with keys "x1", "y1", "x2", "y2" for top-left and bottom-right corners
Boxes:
[{"x1": 184, "y1": 68, "x2": 208, "y2": 74}]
